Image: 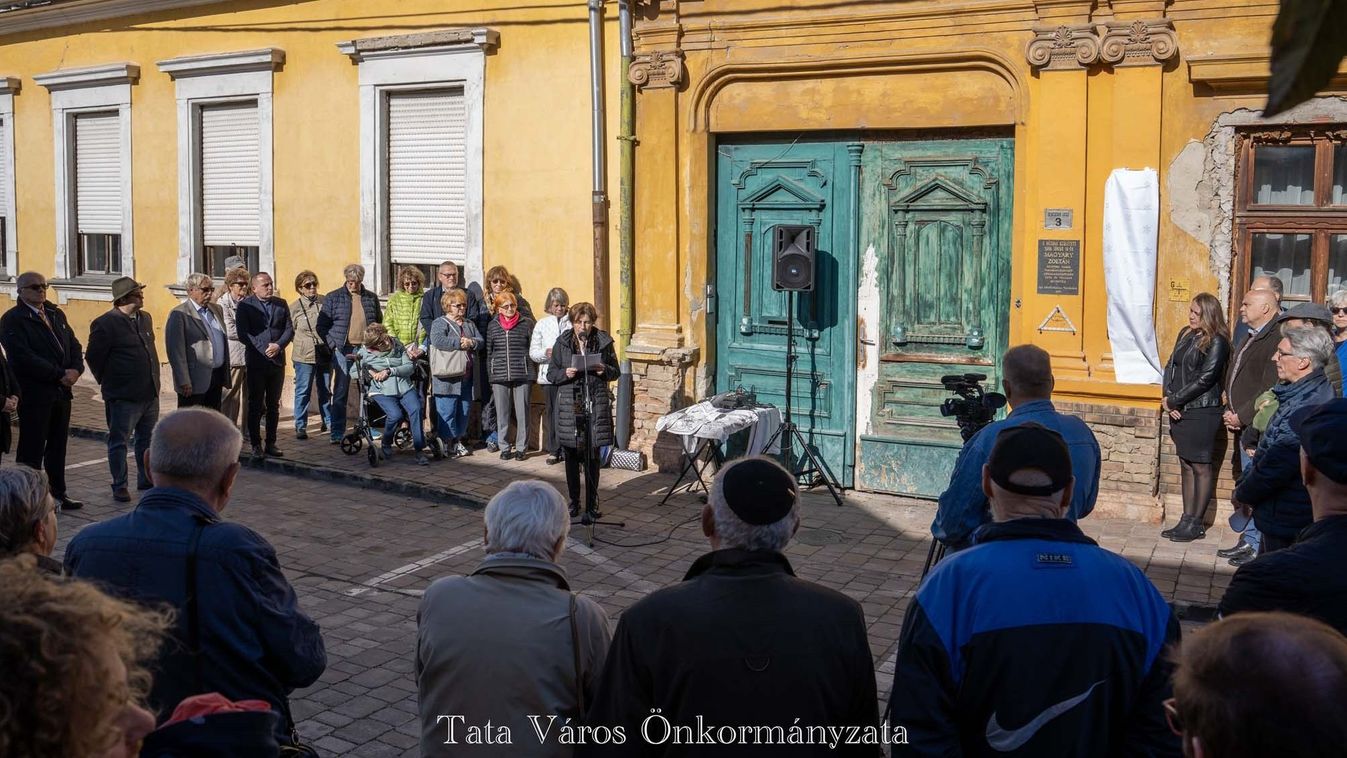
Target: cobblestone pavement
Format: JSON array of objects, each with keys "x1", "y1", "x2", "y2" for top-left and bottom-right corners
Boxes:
[{"x1": 54, "y1": 379, "x2": 1236, "y2": 755}]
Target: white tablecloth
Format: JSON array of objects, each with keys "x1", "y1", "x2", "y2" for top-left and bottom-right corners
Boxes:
[{"x1": 655, "y1": 401, "x2": 782, "y2": 455}]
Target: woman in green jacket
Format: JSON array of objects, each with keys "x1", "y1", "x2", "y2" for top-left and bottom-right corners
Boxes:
[
  {"x1": 352, "y1": 323, "x2": 428, "y2": 465},
  {"x1": 385, "y1": 266, "x2": 427, "y2": 353}
]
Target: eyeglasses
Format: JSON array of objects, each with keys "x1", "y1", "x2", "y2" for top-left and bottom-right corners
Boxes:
[
  {"x1": 1274, "y1": 348, "x2": 1300, "y2": 360},
  {"x1": 498, "y1": 303, "x2": 517, "y2": 310},
  {"x1": 22, "y1": 283, "x2": 48, "y2": 291},
  {"x1": 1162, "y1": 698, "x2": 1184, "y2": 737},
  {"x1": 1332, "y1": 307, "x2": 1347, "y2": 315},
  {"x1": 448, "y1": 303, "x2": 467, "y2": 309},
  {"x1": 300, "y1": 282, "x2": 317, "y2": 289},
  {"x1": 490, "y1": 279, "x2": 508, "y2": 285}
]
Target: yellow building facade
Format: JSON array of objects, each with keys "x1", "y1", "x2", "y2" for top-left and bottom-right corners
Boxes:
[
  {"x1": 0, "y1": 0, "x2": 624, "y2": 344},
  {"x1": 623, "y1": 0, "x2": 1347, "y2": 511}
]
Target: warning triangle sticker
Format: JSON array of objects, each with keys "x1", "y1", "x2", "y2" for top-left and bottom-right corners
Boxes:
[{"x1": 1037, "y1": 305, "x2": 1078, "y2": 334}]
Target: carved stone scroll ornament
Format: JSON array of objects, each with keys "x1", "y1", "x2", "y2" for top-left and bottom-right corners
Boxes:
[
  {"x1": 629, "y1": 50, "x2": 685, "y2": 89},
  {"x1": 1026, "y1": 25, "x2": 1101, "y2": 71},
  {"x1": 1099, "y1": 19, "x2": 1178, "y2": 67}
]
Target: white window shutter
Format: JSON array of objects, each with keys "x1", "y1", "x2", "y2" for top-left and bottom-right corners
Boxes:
[
  {"x1": 200, "y1": 102, "x2": 260, "y2": 247},
  {"x1": 74, "y1": 112, "x2": 122, "y2": 235},
  {"x1": 386, "y1": 89, "x2": 467, "y2": 266}
]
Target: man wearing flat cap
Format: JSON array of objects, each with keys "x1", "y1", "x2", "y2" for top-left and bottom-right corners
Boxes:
[
  {"x1": 889, "y1": 424, "x2": 1180, "y2": 756},
  {"x1": 1219, "y1": 399, "x2": 1347, "y2": 636},
  {"x1": 582, "y1": 456, "x2": 878, "y2": 757},
  {"x1": 86, "y1": 277, "x2": 161, "y2": 502}
]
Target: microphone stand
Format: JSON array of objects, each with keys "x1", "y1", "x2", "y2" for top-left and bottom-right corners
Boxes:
[{"x1": 572, "y1": 329, "x2": 625, "y2": 547}]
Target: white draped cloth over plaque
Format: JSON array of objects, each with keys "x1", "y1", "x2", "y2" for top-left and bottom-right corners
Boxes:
[{"x1": 1103, "y1": 168, "x2": 1164, "y2": 384}]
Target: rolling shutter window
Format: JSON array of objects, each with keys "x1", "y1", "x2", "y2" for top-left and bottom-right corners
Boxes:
[
  {"x1": 74, "y1": 112, "x2": 122, "y2": 235},
  {"x1": 386, "y1": 89, "x2": 467, "y2": 266},
  {"x1": 200, "y1": 102, "x2": 260, "y2": 247}
]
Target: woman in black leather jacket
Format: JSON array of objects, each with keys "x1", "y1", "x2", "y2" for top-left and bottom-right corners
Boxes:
[{"x1": 1161, "y1": 292, "x2": 1231, "y2": 542}]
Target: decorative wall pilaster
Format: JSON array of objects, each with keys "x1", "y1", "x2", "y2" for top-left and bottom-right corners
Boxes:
[
  {"x1": 1099, "y1": 19, "x2": 1177, "y2": 67},
  {"x1": 1026, "y1": 25, "x2": 1102, "y2": 71},
  {"x1": 629, "y1": 50, "x2": 684, "y2": 90}
]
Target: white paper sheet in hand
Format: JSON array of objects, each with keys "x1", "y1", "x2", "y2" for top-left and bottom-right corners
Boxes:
[{"x1": 1103, "y1": 168, "x2": 1164, "y2": 384}]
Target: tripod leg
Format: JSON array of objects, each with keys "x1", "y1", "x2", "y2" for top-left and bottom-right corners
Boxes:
[{"x1": 789, "y1": 425, "x2": 844, "y2": 508}]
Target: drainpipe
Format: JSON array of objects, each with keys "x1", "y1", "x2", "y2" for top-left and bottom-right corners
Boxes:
[
  {"x1": 617, "y1": 0, "x2": 635, "y2": 353},
  {"x1": 588, "y1": 0, "x2": 611, "y2": 327}
]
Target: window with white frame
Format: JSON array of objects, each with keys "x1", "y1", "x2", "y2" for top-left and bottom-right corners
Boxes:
[
  {"x1": 158, "y1": 49, "x2": 281, "y2": 283},
  {"x1": 0, "y1": 78, "x2": 20, "y2": 275},
  {"x1": 198, "y1": 101, "x2": 261, "y2": 276},
  {"x1": 35, "y1": 63, "x2": 137, "y2": 285},
  {"x1": 73, "y1": 111, "x2": 123, "y2": 275},
  {"x1": 385, "y1": 88, "x2": 468, "y2": 277},
  {"x1": 338, "y1": 29, "x2": 496, "y2": 293}
]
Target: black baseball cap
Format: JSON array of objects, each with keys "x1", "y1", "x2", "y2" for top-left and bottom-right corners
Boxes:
[
  {"x1": 986, "y1": 423, "x2": 1073, "y2": 496},
  {"x1": 1290, "y1": 399, "x2": 1347, "y2": 484}
]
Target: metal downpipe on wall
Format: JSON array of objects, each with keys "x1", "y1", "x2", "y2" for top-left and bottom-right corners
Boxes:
[
  {"x1": 617, "y1": 0, "x2": 635, "y2": 354},
  {"x1": 588, "y1": 0, "x2": 611, "y2": 328}
]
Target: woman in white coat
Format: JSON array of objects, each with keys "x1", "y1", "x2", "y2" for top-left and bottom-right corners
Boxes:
[{"x1": 529, "y1": 288, "x2": 571, "y2": 465}]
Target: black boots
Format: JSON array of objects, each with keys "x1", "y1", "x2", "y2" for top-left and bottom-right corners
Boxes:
[{"x1": 1167, "y1": 516, "x2": 1207, "y2": 543}]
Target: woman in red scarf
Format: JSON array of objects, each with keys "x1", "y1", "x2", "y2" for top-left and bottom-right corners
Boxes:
[{"x1": 485, "y1": 291, "x2": 535, "y2": 460}]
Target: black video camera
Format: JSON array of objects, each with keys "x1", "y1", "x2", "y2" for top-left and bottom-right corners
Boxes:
[{"x1": 939, "y1": 373, "x2": 1007, "y2": 443}]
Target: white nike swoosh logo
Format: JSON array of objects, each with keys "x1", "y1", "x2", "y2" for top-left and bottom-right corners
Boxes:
[{"x1": 985, "y1": 679, "x2": 1106, "y2": 752}]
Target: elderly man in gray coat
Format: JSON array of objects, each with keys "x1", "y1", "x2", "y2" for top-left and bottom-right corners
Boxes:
[
  {"x1": 165, "y1": 273, "x2": 230, "y2": 410},
  {"x1": 417, "y1": 480, "x2": 611, "y2": 757}
]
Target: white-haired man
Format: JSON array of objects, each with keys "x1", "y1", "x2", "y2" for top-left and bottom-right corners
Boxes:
[
  {"x1": 165, "y1": 273, "x2": 229, "y2": 410},
  {"x1": 581, "y1": 457, "x2": 878, "y2": 757},
  {"x1": 417, "y1": 480, "x2": 611, "y2": 758},
  {"x1": 1231, "y1": 325, "x2": 1337, "y2": 553},
  {"x1": 66, "y1": 408, "x2": 326, "y2": 746}
]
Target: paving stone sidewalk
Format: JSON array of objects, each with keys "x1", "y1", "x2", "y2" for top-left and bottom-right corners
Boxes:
[{"x1": 54, "y1": 377, "x2": 1237, "y2": 755}]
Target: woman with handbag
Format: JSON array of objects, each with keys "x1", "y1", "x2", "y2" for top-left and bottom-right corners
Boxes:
[
  {"x1": 486, "y1": 291, "x2": 535, "y2": 461},
  {"x1": 428, "y1": 288, "x2": 481, "y2": 459},
  {"x1": 289, "y1": 270, "x2": 331, "y2": 440},
  {"x1": 547, "y1": 302, "x2": 620, "y2": 520}
]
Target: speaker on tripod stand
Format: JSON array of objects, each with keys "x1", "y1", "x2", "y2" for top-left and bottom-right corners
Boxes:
[{"x1": 761, "y1": 225, "x2": 843, "y2": 507}]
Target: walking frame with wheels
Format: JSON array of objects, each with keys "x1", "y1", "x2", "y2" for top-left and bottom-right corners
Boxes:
[{"x1": 338, "y1": 352, "x2": 413, "y2": 467}]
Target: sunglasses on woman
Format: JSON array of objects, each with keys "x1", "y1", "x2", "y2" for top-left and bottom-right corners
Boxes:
[{"x1": 1331, "y1": 307, "x2": 1347, "y2": 315}]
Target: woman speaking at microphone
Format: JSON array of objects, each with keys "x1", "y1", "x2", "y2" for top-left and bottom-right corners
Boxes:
[{"x1": 546, "y1": 302, "x2": 620, "y2": 521}]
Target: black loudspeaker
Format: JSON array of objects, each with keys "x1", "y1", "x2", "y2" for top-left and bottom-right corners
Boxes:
[{"x1": 771, "y1": 225, "x2": 816, "y2": 292}]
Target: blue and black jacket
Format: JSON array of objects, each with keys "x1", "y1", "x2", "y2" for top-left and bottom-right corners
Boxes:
[{"x1": 889, "y1": 520, "x2": 1180, "y2": 757}]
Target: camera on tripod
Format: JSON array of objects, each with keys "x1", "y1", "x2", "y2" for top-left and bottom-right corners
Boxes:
[{"x1": 939, "y1": 373, "x2": 1007, "y2": 442}]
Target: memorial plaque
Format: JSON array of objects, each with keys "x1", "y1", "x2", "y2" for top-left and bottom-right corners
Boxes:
[
  {"x1": 1044, "y1": 208, "x2": 1074, "y2": 230},
  {"x1": 1037, "y1": 239, "x2": 1080, "y2": 295}
]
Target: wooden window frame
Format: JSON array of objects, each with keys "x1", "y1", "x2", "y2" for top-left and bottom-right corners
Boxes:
[{"x1": 1233, "y1": 129, "x2": 1347, "y2": 306}]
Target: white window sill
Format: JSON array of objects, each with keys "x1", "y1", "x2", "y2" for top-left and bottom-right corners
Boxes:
[{"x1": 49, "y1": 277, "x2": 117, "y2": 304}]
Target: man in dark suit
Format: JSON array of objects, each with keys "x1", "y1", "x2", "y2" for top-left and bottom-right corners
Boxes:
[
  {"x1": 165, "y1": 273, "x2": 229, "y2": 410},
  {"x1": 235, "y1": 271, "x2": 293, "y2": 463},
  {"x1": 0, "y1": 271, "x2": 85, "y2": 510},
  {"x1": 1233, "y1": 274, "x2": 1284, "y2": 349},
  {"x1": 86, "y1": 277, "x2": 161, "y2": 502},
  {"x1": 1220, "y1": 287, "x2": 1283, "y2": 565}
]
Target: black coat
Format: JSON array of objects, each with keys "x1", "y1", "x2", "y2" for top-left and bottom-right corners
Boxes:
[
  {"x1": 0, "y1": 301, "x2": 83, "y2": 401},
  {"x1": 418, "y1": 283, "x2": 487, "y2": 342},
  {"x1": 581, "y1": 549, "x2": 878, "y2": 757},
  {"x1": 317, "y1": 285, "x2": 382, "y2": 350},
  {"x1": 485, "y1": 315, "x2": 535, "y2": 384},
  {"x1": 86, "y1": 308, "x2": 161, "y2": 402},
  {"x1": 0, "y1": 347, "x2": 17, "y2": 454},
  {"x1": 1219, "y1": 515, "x2": 1347, "y2": 636},
  {"x1": 546, "y1": 328, "x2": 619, "y2": 449},
  {"x1": 1163, "y1": 328, "x2": 1230, "y2": 411},
  {"x1": 1225, "y1": 323, "x2": 1281, "y2": 426},
  {"x1": 235, "y1": 295, "x2": 294, "y2": 369}
]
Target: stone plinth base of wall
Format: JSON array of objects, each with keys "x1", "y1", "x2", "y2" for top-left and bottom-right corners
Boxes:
[
  {"x1": 627, "y1": 343, "x2": 700, "y2": 472},
  {"x1": 1056, "y1": 399, "x2": 1167, "y2": 525}
]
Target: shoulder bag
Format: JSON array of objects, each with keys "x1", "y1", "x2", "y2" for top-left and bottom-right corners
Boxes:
[
  {"x1": 430, "y1": 317, "x2": 469, "y2": 380},
  {"x1": 297, "y1": 300, "x2": 331, "y2": 366}
]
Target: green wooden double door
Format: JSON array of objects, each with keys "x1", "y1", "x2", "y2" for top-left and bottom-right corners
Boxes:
[{"x1": 715, "y1": 136, "x2": 1014, "y2": 496}]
